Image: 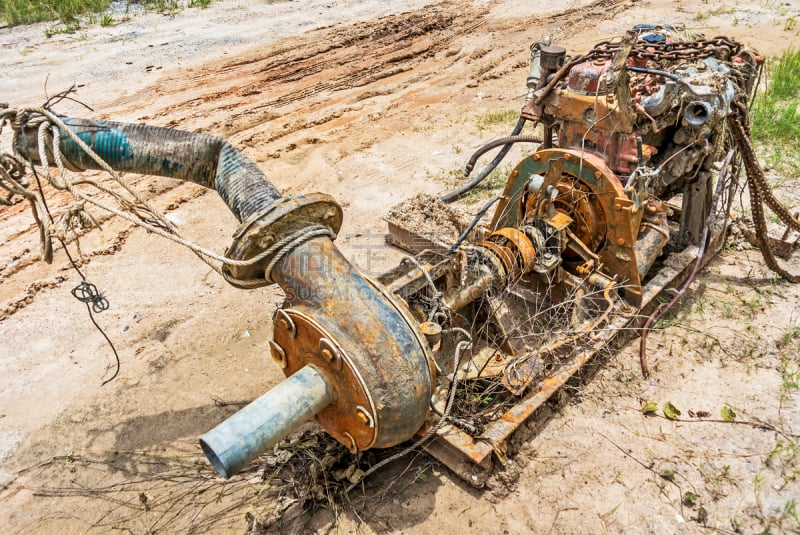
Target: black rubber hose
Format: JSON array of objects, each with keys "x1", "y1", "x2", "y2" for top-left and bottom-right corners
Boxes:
[
  {"x1": 17, "y1": 118, "x2": 281, "y2": 223},
  {"x1": 447, "y1": 195, "x2": 502, "y2": 253},
  {"x1": 463, "y1": 133, "x2": 542, "y2": 176},
  {"x1": 440, "y1": 117, "x2": 527, "y2": 203}
]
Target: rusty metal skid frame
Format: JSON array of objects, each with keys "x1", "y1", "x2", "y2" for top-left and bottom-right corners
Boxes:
[
  {"x1": 427, "y1": 230, "x2": 722, "y2": 486},
  {"x1": 382, "y1": 204, "x2": 728, "y2": 486}
]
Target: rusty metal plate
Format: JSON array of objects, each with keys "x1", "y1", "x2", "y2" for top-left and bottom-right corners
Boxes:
[{"x1": 272, "y1": 309, "x2": 377, "y2": 452}]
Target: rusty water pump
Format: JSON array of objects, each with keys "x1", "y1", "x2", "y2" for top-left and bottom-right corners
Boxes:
[
  {"x1": 14, "y1": 117, "x2": 434, "y2": 477},
  {"x1": 10, "y1": 26, "x2": 793, "y2": 484}
]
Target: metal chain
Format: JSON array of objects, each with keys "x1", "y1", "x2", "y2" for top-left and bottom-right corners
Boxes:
[
  {"x1": 728, "y1": 101, "x2": 800, "y2": 282},
  {"x1": 533, "y1": 35, "x2": 746, "y2": 108},
  {"x1": 585, "y1": 36, "x2": 743, "y2": 63}
]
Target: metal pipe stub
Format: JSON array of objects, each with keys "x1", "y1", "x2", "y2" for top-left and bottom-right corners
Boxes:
[
  {"x1": 271, "y1": 310, "x2": 379, "y2": 452},
  {"x1": 200, "y1": 364, "x2": 334, "y2": 478}
]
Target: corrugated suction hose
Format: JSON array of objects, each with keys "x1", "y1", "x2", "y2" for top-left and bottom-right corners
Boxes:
[{"x1": 17, "y1": 117, "x2": 281, "y2": 223}]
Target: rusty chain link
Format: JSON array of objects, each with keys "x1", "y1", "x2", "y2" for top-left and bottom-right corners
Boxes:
[
  {"x1": 533, "y1": 35, "x2": 748, "y2": 108},
  {"x1": 585, "y1": 36, "x2": 742, "y2": 63},
  {"x1": 728, "y1": 100, "x2": 800, "y2": 283}
]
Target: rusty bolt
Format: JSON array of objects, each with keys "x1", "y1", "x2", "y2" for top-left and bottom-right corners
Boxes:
[
  {"x1": 533, "y1": 153, "x2": 541, "y2": 161},
  {"x1": 419, "y1": 321, "x2": 442, "y2": 350},
  {"x1": 617, "y1": 238, "x2": 625, "y2": 246},
  {"x1": 614, "y1": 204, "x2": 622, "y2": 211},
  {"x1": 319, "y1": 338, "x2": 342, "y2": 370},
  {"x1": 355, "y1": 405, "x2": 374, "y2": 428},
  {"x1": 275, "y1": 309, "x2": 296, "y2": 337},
  {"x1": 594, "y1": 171, "x2": 602, "y2": 179},
  {"x1": 269, "y1": 340, "x2": 288, "y2": 369}
]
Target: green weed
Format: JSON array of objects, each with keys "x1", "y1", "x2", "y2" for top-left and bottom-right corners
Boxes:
[
  {"x1": 709, "y1": 6, "x2": 737, "y2": 15},
  {"x1": 0, "y1": 0, "x2": 111, "y2": 25},
  {"x1": 693, "y1": 294, "x2": 706, "y2": 317},
  {"x1": 44, "y1": 21, "x2": 81, "y2": 37},
  {"x1": 0, "y1": 0, "x2": 211, "y2": 27},
  {"x1": 721, "y1": 302, "x2": 734, "y2": 319},
  {"x1": 703, "y1": 463, "x2": 735, "y2": 499},
  {"x1": 751, "y1": 49, "x2": 800, "y2": 175},
  {"x1": 143, "y1": 0, "x2": 181, "y2": 15},
  {"x1": 778, "y1": 357, "x2": 799, "y2": 401},
  {"x1": 782, "y1": 326, "x2": 800, "y2": 347},
  {"x1": 784, "y1": 499, "x2": 800, "y2": 528},
  {"x1": 476, "y1": 109, "x2": 519, "y2": 131},
  {"x1": 462, "y1": 164, "x2": 512, "y2": 203},
  {"x1": 766, "y1": 440, "x2": 799, "y2": 482}
]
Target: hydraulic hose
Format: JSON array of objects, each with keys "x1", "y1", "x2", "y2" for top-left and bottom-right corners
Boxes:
[
  {"x1": 440, "y1": 117, "x2": 527, "y2": 203},
  {"x1": 17, "y1": 117, "x2": 281, "y2": 223},
  {"x1": 447, "y1": 195, "x2": 501, "y2": 253},
  {"x1": 463, "y1": 134, "x2": 543, "y2": 176}
]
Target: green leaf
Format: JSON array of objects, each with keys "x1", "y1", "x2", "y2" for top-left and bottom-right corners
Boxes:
[
  {"x1": 642, "y1": 401, "x2": 658, "y2": 414},
  {"x1": 695, "y1": 507, "x2": 708, "y2": 524},
  {"x1": 683, "y1": 491, "x2": 698, "y2": 506},
  {"x1": 663, "y1": 402, "x2": 682, "y2": 420},
  {"x1": 721, "y1": 406, "x2": 736, "y2": 422},
  {"x1": 659, "y1": 469, "x2": 675, "y2": 481}
]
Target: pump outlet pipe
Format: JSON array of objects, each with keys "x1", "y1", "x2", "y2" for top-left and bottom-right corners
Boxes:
[
  {"x1": 200, "y1": 365, "x2": 334, "y2": 477},
  {"x1": 19, "y1": 115, "x2": 433, "y2": 478}
]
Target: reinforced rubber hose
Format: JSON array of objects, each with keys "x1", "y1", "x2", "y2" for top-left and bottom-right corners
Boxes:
[
  {"x1": 464, "y1": 133, "x2": 542, "y2": 176},
  {"x1": 447, "y1": 195, "x2": 501, "y2": 253},
  {"x1": 440, "y1": 117, "x2": 527, "y2": 203},
  {"x1": 17, "y1": 117, "x2": 281, "y2": 223}
]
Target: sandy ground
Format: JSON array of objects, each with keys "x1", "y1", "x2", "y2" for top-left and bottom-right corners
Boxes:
[{"x1": 1, "y1": 0, "x2": 800, "y2": 532}]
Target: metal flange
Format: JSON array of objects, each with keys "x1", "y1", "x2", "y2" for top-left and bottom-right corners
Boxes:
[
  {"x1": 223, "y1": 192, "x2": 343, "y2": 287},
  {"x1": 271, "y1": 309, "x2": 379, "y2": 452}
]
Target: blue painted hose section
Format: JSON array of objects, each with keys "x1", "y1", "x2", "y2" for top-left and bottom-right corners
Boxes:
[
  {"x1": 19, "y1": 117, "x2": 282, "y2": 223},
  {"x1": 200, "y1": 365, "x2": 334, "y2": 478}
]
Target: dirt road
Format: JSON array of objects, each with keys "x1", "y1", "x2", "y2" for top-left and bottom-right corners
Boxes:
[{"x1": 1, "y1": 0, "x2": 799, "y2": 532}]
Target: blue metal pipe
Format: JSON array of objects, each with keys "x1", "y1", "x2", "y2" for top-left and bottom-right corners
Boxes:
[{"x1": 200, "y1": 365, "x2": 334, "y2": 478}]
